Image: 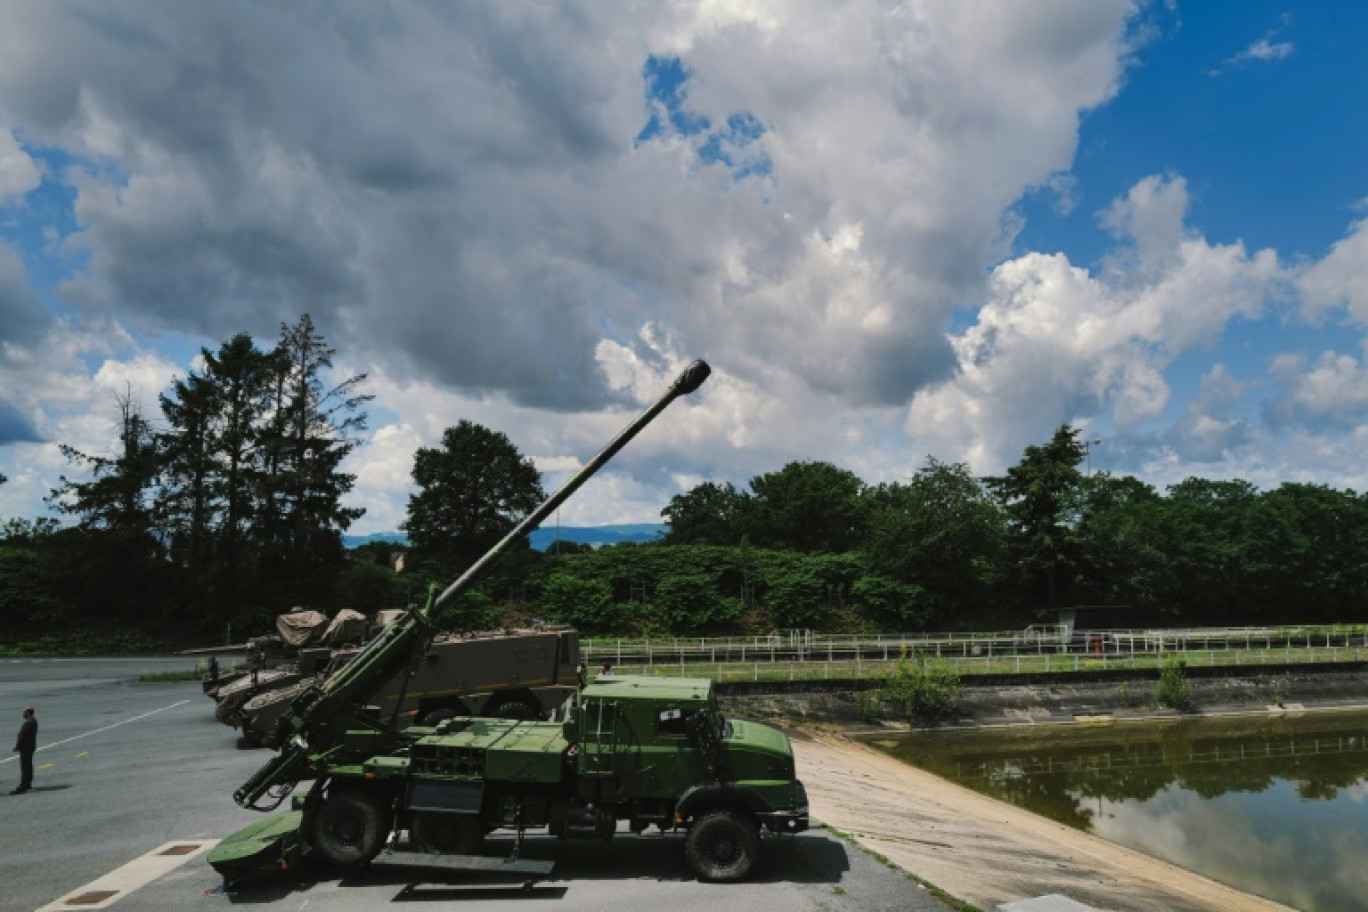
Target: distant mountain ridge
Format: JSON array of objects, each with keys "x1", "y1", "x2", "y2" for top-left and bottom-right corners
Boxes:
[
  {"x1": 529, "y1": 523, "x2": 667, "y2": 550},
  {"x1": 343, "y1": 524, "x2": 667, "y2": 552}
]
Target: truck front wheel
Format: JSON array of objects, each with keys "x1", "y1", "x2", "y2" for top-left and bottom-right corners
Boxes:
[
  {"x1": 311, "y1": 789, "x2": 390, "y2": 867},
  {"x1": 684, "y1": 810, "x2": 759, "y2": 882}
]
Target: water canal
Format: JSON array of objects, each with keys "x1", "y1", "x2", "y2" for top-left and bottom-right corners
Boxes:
[{"x1": 864, "y1": 710, "x2": 1368, "y2": 912}]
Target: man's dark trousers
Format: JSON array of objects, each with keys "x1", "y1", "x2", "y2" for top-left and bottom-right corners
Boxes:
[
  {"x1": 18, "y1": 747, "x2": 33, "y2": 790},
  {"x1": 14, "y1": 714, "x2": 36, "y2": 792}
]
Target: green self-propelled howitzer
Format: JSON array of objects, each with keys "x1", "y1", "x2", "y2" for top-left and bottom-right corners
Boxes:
[{"x1": 209, "y1": 361, "x2": 807, "y2": 886}]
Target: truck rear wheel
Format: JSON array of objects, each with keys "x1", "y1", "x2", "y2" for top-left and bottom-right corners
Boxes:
[
  {"x1": 311, "y1": 788, "x2": 390, "y2": 867},
  {"x1": 684, "y1": 810, "x2": 759, "y2": 882},
  {"x1": 418, "y1": 706, "x2": 464, "y2": 727},
  {"x1": 490, "y1": 697, "x2": 537, "y2": 720},
  {"x1": 411, "y1": 813, "x2": 483, "y2": 855}
]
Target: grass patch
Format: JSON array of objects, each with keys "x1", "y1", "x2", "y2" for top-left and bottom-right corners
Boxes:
[{"x1": 0, "y1": 631, "x2": 164, "y2": 656}]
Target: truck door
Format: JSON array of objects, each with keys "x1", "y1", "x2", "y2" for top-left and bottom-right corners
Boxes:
[
  {"x1": 578, "y1": 699, "x2": 630, "y2": 800},
  {"x1": 641, "y1": 704, "x2": 716, "y2": 797}
]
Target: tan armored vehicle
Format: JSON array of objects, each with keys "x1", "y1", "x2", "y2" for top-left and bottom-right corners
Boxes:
[
  {"x1": 239, "y1": 622, "x2": 580, "y2": 747},
  {"x1": 211, "y1": 608, "x2": 371, "y2": 740},
  {"x1": 200, "y1": 608, "x2": 330, "y2": 701}
]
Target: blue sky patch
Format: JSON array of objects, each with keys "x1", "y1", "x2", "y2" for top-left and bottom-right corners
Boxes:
[{"x1": 637, "y1": 55, "x2": 771, "y2": 179}]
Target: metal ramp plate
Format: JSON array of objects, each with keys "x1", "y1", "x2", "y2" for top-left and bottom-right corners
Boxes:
[
  {"x1": 373, "y1": 850, "x2": 555, "y2": 878},
  {"x1": 998, "y1": 897, "x2": 1099, "y2": 912}
]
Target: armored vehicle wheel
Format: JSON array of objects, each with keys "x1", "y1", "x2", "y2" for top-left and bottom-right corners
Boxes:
[
  {"x1": 491, "y1": 697, "x2": 537, "y2": 720},
  {"x1": 311, "y1": 788, "x2": 390, "y2": 867},
  {"x1": 418, "y1": 706, "x2": 463, "y2": 727},
  {"x1": 685, "y1": 810, "x2": 759, "y2": 883},
  {"x1": 411, "y1": 813, "x2": 483, "y2": 854}
]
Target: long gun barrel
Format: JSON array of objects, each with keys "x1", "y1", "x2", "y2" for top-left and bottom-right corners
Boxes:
[
  {"x1": 232, "y1": 359, "x2": 711, "y2": 810},
  {"x1": 433, "y1": 358, "x2": 710, "y2": 612}
]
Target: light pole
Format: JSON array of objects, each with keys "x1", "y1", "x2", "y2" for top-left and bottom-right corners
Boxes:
[{"x1": 1086, "y1": 438, "x2": 1102, "y2": 475}]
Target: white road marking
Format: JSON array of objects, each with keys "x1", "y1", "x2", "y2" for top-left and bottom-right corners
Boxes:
[
  {"x1": 37, "y1": 839, "x2": 219, "y2": 911},
  {"x1": 0, "y1": 701, "x2": 189, "y2": 765}
]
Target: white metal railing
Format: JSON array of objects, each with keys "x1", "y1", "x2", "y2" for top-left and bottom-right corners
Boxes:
[
  {"x1": 595, "y1": 645, "x2": 1368, "y2": 683},
  {"x1": 579, "y1": 624, "x2": 1368, "y2": 670}
]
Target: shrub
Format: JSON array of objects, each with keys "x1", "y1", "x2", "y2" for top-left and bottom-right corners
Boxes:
[
  {"x1": 435, "y1": 586, "x2": 497, "y2": 631},
  {"x1": 877, "y1": 654, "x2": 962, "y2": 722},
  {"x1": 1155, "y1": 653, "x2": 1193, "y2": 710},
  {"x1": 538, "y1": 573, "x2": 620, "y2": 632},
  {"x1": 762, "y1": 567, "x2": 828, "y2": 628},
  {"x1": 654, "y1": 572, "x2": 742, "y2": 633},
  {"x1": 850, "y1": 575, "x2": 929, "y2": 627}
]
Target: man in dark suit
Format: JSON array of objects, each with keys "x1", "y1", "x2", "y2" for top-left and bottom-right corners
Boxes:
[{"x1": 11, "y1": 707, "x2": 36, "y2": 794}]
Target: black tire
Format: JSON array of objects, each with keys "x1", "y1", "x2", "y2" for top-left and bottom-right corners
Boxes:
[
  {"x1": 411, "y1": 813, "x2": 483, "y2": 855},
  {"x1": 685, "y1": 810, "x2": 759, "y2": 883},
  {"x1": 419, "y1": 707, "x2": 461, "y2": 727},
  {"x1": 311, "y1": 788, "x2": 390, "y2": 867},
  {"x1": 490, "y1": 697, "x2": 537, "y2": 720}
]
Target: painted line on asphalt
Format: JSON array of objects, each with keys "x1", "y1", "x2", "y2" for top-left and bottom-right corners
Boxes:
[
  {"x1": 37, "y1": 839, "x2": 219, "y2": 911},
  {"x1": 0, "y1": 701, "x2": 189, "y2": 765}
]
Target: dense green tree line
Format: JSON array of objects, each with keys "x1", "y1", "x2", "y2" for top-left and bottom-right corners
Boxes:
[
  {"x1": 1, "y1": 315, "x2": 381, "y2": 640},
  {"x1": 6, "y1": 330, "x2": 1368, "y2": 647}
]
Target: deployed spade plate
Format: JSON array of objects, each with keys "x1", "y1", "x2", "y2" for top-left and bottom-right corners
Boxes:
[{"x1": 373, "y1": 850, "x2": 555, "y2": 878}]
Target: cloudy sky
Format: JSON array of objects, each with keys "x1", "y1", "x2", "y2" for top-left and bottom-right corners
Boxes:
[{"x1": 3, "y1": 1, "x2": 1368, "y2": 535}]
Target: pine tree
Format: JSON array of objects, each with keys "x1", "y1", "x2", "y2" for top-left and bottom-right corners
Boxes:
[
  {"x1": 49, "y1": 387, "x2": 162, "y2": 542},
  {"x1": 258, "y1": 315, "x2": 372, "y2": 579},
  {"x1": 159, "y1": 333, "x2": 275, "y2": 587}
]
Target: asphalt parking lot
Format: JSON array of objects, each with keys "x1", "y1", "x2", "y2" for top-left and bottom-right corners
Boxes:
[{"x1": 0, "y1": 657, "x2": 957, "y2": 912}]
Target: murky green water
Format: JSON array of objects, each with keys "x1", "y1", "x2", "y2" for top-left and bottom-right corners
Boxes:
[{"x1": 864, "y1": 712, "x2": 1368, "y2": 912}]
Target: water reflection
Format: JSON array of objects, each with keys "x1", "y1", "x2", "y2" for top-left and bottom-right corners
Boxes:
[{"x1": 865, "y1": 712, "x2": 1368, "y2": 912}]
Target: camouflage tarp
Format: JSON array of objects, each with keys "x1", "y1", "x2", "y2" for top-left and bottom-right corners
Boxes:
[
  {"x1": 275, "y1": 609, "x2": 328, "y2": 647},
  {"x1": 321, "y1": 608, "x2": 368, "y2": 646},
  {"x1": 372, "y1": 609, "x2": 407, "y2": 629}
]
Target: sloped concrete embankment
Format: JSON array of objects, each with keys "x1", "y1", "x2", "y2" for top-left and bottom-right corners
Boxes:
[{"x1": 719, "y1": 662, "x2": 1368, "y2": 727}]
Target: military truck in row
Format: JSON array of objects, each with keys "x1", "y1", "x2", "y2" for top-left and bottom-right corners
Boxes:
[
  {"x1": 203, "y1": 601, "x2": 580, "y2": 748},
  {"x1": 238, "y1": 622, "x2": 581, "y2": 747},
  {"x1": 208, "y1": 360, "x2": 809, "y2": 885}
]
